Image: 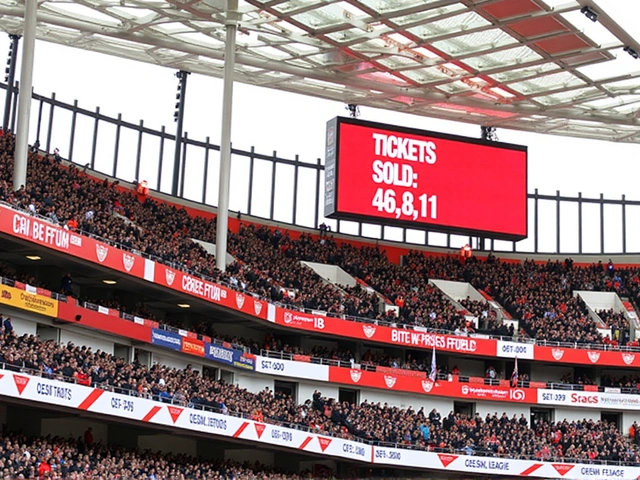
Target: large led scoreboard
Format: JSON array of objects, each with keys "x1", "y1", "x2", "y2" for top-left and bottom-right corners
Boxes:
[{"x1": 324, "y1": 117, "x2": 528, "y2": 240}]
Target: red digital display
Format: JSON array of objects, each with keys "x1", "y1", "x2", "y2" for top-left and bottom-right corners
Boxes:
[{"x1": 324, "y1": 118, "x2": 527, "y2": 239}]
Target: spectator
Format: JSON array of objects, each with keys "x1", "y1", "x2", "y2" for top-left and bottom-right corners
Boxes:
[
  {"x1": 2, "y1": 316, "x2": 12, "y2": 335},
  {"x1": 60, "y1": 273, "x2": 73, "y2": 296},
  {"x1": 83, "y1": 427, "x2": 93, "y2": 446}
]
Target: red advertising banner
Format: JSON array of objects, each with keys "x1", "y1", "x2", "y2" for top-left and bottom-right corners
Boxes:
[
  {"x1": 181, "y1": 337, "x2": 205, "y2": 357},
  {"x1": 376, "y1": 366, "x2": 427, "y2": 378},
  {"x1": 152, "y1": 263, "x2": 268, "y2": 320},
  {"x1": 57, "y1": 301, "x2": 152, "y2": 344},
  {"x1": 328, "y1": 367, "x2": 535, "y2": 403},
  {"x1": 274, "y1": 308, "x2": 497, "y2": 356},
  {"x1": 534, "y1": 345, "x2": 640, "y2": 368},
  {"x1": 0, "y1": 205, "x2": 146, "y2": 280}
]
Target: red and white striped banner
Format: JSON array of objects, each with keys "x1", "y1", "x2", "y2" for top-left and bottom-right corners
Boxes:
[{"x1": 0, "y1": 369, "x2": 635, "y2": 479}]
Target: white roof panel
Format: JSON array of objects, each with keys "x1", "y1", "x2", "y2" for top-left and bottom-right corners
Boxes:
[{"x1": 0, "y1": 0, "x2": 639, "y2": 142}]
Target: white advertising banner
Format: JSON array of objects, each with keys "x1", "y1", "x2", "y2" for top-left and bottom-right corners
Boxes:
[
  {"x1": 537, "y1": 389, "x2": 640, "y2": 410},
  {"x1": 496, "y1": 340, "x2": 534, "y2": 360},
  {"x1": 371, "y1": 445, "x2": 633, "y2": 479},
  {"x1": 255, "y1": 356, "x2": 329, "y2": 382},
  {"x1": 1, "y1": 369, "x2": 639, "y2": 479}
]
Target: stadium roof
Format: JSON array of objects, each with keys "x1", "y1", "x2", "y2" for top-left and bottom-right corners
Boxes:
[{"x1": 0, "y1": 0, "x2": 640, "y2": 142}]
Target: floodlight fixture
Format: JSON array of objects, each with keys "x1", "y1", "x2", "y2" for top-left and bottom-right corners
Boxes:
[{"x1": 580, "y1": 6, "x2": 598, "y2": 22}]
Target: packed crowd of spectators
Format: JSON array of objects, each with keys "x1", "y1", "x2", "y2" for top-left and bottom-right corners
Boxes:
[
  {"x1": 598, "y1": 309, "x2": 628, "y2": 330},
  {"x1": 457, "y1": 298, "x2": 513, "y2": 336},
  {"x1": 0, "y1": 432, "x2": 308, "y2": 479},
  {"x1": 0, "y1": 135, "x2": 639, "y2": 348},
  {"x1": 601, "y1": 374, "x2": 640, "y2": 390},
  {"x1": 1, "y1": 328, "x2": 639, "y2": 465},
  {"x1": 598, "y1": 309, "x2": 630, "y2": 346}
]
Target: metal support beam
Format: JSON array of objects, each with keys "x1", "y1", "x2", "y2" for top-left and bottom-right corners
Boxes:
[
  {"x1": 68, "y1": 100, "x2": 78, "y2": 162},
  {"x1": 202, "y1": 136, "x2": 210, "y2": 204},
  {"x1": 35, "y1": 98, "x2": 42, "y2": 141},
  {"x1": 556, "y1": 190, "x2": 561, "y2": 254},
  {"x1": 179, "y1": 132, "x2": 187, "y2": 197},
  {"x1": 112, "y1": 113, "x2": 121, "y2": 177},
  {"x1": 622, "y1": 194, "x2": 627, "y2": 254},
  {"x1": 9, "y1": 81, "x2": 18, "y2": 132},
  {"x1": 3, "y1": 34, "x2": 20, "y2": 132},
  {"x1": 246, "y1": 146, "x2": 254, "y2": 216},
  {"x1": 172, "y1": 70, "x2": 189, "y2": 196},
  {"x1": 215, "y1": 0, "x2": 239, "y2": 272},
  {"x1": 90, "y1": 106, "x2": 100, "y2": 169},
  {"x1": 157, "y1": 125, "x2": 165, "y2": 190},
  {"x1": 292, "y1": 155, "x2": 299, "y2": 225},
  {"x1": 314, "y1": 157, "x2": 321, "y2": 229},
  {"x1": 534, "y1": 189, "x2": 539, "y2": 253},
  {"x1": 269, "y1": 152, "x2": 276, "y2": 220},
  {"x1": 135, "y1": 119, "x2": 143, "y2": 181},
  {"x1": 578, "y1": 192, "x2": 583, "y2": 254},
  {"x1": 600, "y1": 193, "x2": 605, "y2": 254},
  {"x1": 45, "y1": 92, "x2": 54, "y2": 153},
  {"x1": 13, "y1": 0, "x2": 36, "y2": 191}
]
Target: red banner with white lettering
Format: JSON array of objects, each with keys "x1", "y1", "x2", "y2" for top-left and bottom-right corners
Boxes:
[
  {"x1": 0, "y1": 205, "x2": 145, "y2": 279},
  {"x1": 274, "y1": 308, "x2": 496, "y2": 356},
  {"x1": 534, "y1": 345, "x2": 640, "y2": 368},
  {"x1": 152, "y1": 263, "x2": 268, "y2": 320},
  {"x1": 328, "y1": 367, "x2": 535, "y2": 403}
]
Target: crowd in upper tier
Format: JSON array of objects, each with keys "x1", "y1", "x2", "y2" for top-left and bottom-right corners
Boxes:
[
  {"x1": 0, "y1": 432, "x2": 308, "y2": 479},
  {"x1": 1, "y1": 329, "x2": 639, "y2": 465},
  {"x1": 0, "y1": 134, "x2": 639, "y2": 349},
  {"x1": 2, "y1": 257, "x2": 635, "y2": 390}
]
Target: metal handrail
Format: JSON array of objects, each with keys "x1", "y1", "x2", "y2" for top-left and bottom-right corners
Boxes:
[
  {"x1": 2, "y1": 362, "x2": 638, "y2": 467},
  {"x1": 259, "y1": 349, "x2": 640, "y2": 395},
  {"x1": 2, "y1": 200, "x2": 638, "y2": 354}
]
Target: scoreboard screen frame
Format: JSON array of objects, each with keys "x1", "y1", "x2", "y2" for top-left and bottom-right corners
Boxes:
[{"x1": 324, "y1": 116, "x2": 528, "y2": 241}]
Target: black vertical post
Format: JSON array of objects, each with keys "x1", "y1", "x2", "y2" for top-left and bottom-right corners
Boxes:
[
  {"x1": 490, "y1": 238, "x2": 495, "y2": 252},
  {"x1": 578, "y1": 192, "x2": 583, "y2": 254},
  {"x1": 112, "y1": 113, "x2": 121, "y2": 178},
  {"x1": 172, "y1": 70, "x2": 189, "y2": 197},
  {"x1": 35, "y1": 98, "x2": 43, "y2": 142},
  {"x1": 446, "y1": 233, "x2": 451, "y2": 248},
  {"x1": 269, "y1": 152, "x2": 277, "y2": 221},
  {"x1": 68, "y1": 100, "x2": 78, "y2": 163},
  {"x1": 90, "y1": 106, "x2": 99, "y2": 169},
  {"x1": 247, "y1": 146, "x2": 255, "y2": 216},
  {"x1": 179, "y1": 132, "x2": 188, "y2": 197},
  {"x1": 534, "y1": 188, "x2": 539, "y2": 253},
  {"x1": 135, "y1": 120, "x2": 143, "y2": 181},
  {"x1": 358, "y1": 222, "x2": 362, "y2": 237},
  {"x1": 3, "y1": 34, "x2": 20, "y2": 132},
  {"x1": 202, "y1": 136, "x2": 210, "y2": 204},
  {"x1": 314, "y1": 158, "x2": 321, "y2": 229},
  {"x1": 9, "y1": 81, "x2": 18, "y2": 132},
  {"x1": 556, "y1": 190, "x2": 560, "y2": 254},
  {"x1": 157, "y1": 126, "x2": 165, "y2": 190},
  {"x1": 45, "y1": 92, "x2": 55, "y2": 154},
  {"x1": 402, "y1": 228, "x2": 407, "y2": 243},
  {"x1": 600, "y1": 193, "x2": 605, "y2": 254},
  {"x1": 622, "y1": 194, "x2": 627, "y2": 254},
  {"x1": 292, "y1": 155, "x2": 299, "y2": 225}
]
